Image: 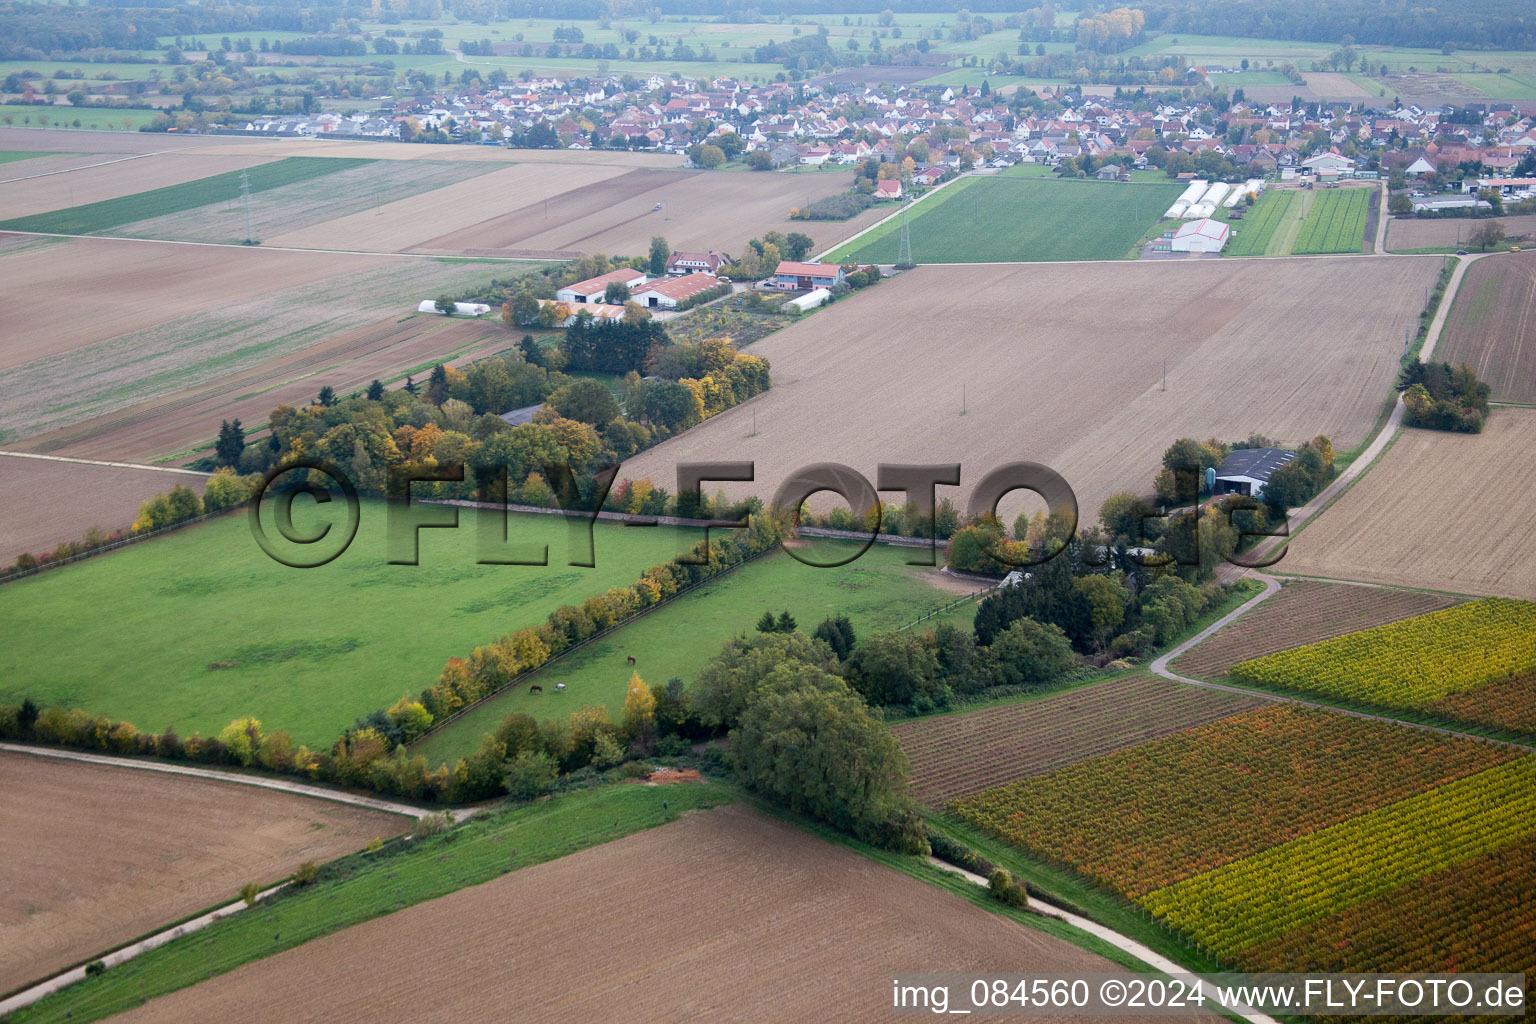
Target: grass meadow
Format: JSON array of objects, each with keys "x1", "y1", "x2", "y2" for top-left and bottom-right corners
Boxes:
[
  {"x1": 0, "y1": 156, "x2": 371, "y2": 234},
  {"x1": 828, "y1": 174, "x2": 1185, "y2": 264},
  {"x1": 0, "y1": 504, "x2": 699, "y2": 746},
  {"x1": 412, "y1": 539, "x2": 977, "y2": 765}
]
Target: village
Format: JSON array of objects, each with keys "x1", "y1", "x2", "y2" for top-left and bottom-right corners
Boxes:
[{"x1": 229, "y1": 72, "x2": 1536, "y2": 188}]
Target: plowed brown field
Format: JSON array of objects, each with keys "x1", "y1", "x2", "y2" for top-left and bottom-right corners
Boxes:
[
  {"x1": 0, "y1": 750, "x2": 407, "y2": 995},
  {"x1": 409, "y1": 166, "x2": 883, "y2": 259},
  {"x1": 1387, "y1": 214, "x2": 1536, "y2": 252},
  {"x1": 1281, "y1": 408, "x2": 1536, "y2": 599},
  {"x1": 0, "y1": 455, "x2": 202, "y2": 563},
  {"x1": 621, "y1": 257, "x2": 1440, "y2": 519},
  {"x1": 1172, "y1": 581, "x2": 1461, "y2": 679},
  {"x1": 108, "y1": 804, "x2": 1149, "y2": 1024},
  {"x1": 16, "y1": 314, "x2": 511, "y2": 463},
  {"x1": 0, "y1": 235, "x2": 388, "y2": 369},
  {"x1": 1436, "y1": 250, "x2": 1536, "y2": 403},
  {"x1": 892, "y1": 675, "x2": 1264, "y2": 807}
]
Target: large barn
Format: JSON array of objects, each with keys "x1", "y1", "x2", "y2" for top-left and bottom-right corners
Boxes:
[
  {"x1": 1170, "y1": 218, "x2": 1230, "y2": 254},
  {"x1": 1212, "y1": 447, "x2": 1296, "y2": 498},
  {"x1": 555, "y1": 268, "x2": 648, "y2": 304}
]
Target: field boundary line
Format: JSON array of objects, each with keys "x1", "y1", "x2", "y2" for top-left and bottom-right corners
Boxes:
[
  {"x1": 924, "y1": 857, "x2": 1281, "y2": 1024},
  {"x1": 0, "y1": 742, "x2": 434, "y2": 818},
  {"x1": 0, "y1": 151, "x2": 153, "y2": 185},
  {"x1": 0, "y1": 228, "x2": 563, "y2": 262},
  {"x1": 0, "y1": 449, "x2": 211, "y2": 476}
]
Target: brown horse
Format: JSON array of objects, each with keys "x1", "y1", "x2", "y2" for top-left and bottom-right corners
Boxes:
[
  {"x1": 626, "y1": 655, "x2": 636, "y2": 665},
  {"x1": 529, "y1": 684, "x2": 543, "y2": 693}
]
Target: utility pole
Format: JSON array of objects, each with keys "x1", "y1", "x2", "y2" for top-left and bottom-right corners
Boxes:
[
  {"x1": 962, "y1": 383, "x2": 967, "y2": 415},
  {"x1": 239, "y1": 168, "x2": 253, "y2": 243},
  {"x1": 1162, "y1": 357, "x2": 1167, "y2": 392}
]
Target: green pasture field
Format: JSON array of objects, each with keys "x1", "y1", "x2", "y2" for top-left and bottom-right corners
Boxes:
[
  {"x1": 0, "y1": 505, "x2": 703, "y2": 746},
  {"x1": 0, "y1": 156, "x2": 372, "y2": 234},
  {"x1": 1292, "y1": 187, "x2": 1372, "y2": 255},
  {"x1": 1225, "y1": 189, "x2": 1302, "y2": 257},
  {"x1": 828, "y1": 174, "x2": 1185, "y2": 264},
  {"x1": 0, "y1": 149, "x2": 51, "y2": 164},
  {"x1": 413, "y1": 539, "x2": 978, "y2": 766},
  {"x1": 7, "y1": 782, "x2": 735, "y2": 1024},
  {"x1": 0, "y1": 59, "x2": 173, "y2": 82},
  {"x1": 0, "y1": 104, "x2": 159, "y2": 131}
]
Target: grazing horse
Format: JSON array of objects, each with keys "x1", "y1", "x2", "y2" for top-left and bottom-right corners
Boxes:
[
  {"x1": 554, "y1": 683, "x2": 566, "y2": 692},
  {"x1": 529, "y1": 684, "x2": 543, "y2": 693},
  {"x1": 626, "y1": 655, "x2": 637, "y2": 665}
]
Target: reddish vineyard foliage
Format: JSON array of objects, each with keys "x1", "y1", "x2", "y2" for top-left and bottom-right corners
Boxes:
[
  {"x1": 954, "y1": 705, "x2": 1518, "y2": 897},
  {"x1": 891, "y1": 675, "x2": 1263, "y2": 806},
  {"x1": 1427, "y1": 670, "x2": 1536, "y2": 737},
  {"x1": 1240, "y1": 830, "x2": 1536, "y2": 993}
]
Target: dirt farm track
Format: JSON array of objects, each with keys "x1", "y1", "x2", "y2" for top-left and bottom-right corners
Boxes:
[
  {"x1": 108, "y1": 805, "x2": 1156, "y2": 1024},
  {"x1": 0, "y1": 749, "x2": 407, "y2": 995}
]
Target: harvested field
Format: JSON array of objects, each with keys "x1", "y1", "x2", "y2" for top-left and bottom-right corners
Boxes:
[
  {"x1": 0, "y1": 152, "x2": 278, "y2": 220},
  {"x1": 1300, "y1": 72, "x2": 1371, "y2": 97},
  {"x1": 1386, "y1": 214, "x2": 1536, "y2": 252},
  {"x1": 0, "y1": 235, "x2": 386, "y2": 372},
  {"x1": 16, "y1": 312, "x2": 514, "y2": 464},
  {"x1": 265, "y1": 162, "x2": 629, "y2": 252},
  {"x1": 0, "y1": 242, "x2": 520, "y2": 454},
  {"x1": 1281, "y1": 408, "x2": 1536, "y2": 600},
  {"x1": 1171, "y1": 580, "x2": 1460, "y2": 679},
  {"x1": 0, "y1": 157, "x2": 370, "y2": 236},
  {"x1": 1436, "y1": 250, "x2": 1536, "y2": 404},
  {"x1": 109, "y1": 159, "x2": 500, "y2": 245},
  {"x1": 409, "y1": 166, "x2": 883, "y2": 259},
  {"x1": 0, "y1": 749, "x2": 406, "y2": 995},
  {"x1": 109, "y1": 805, "x2": 1137, "y2": 1024},
  {"x1": 181, "y1": 138, "x2": 683, "y2": 167},
  {"x1": 0, "y1": 454, "x2": 203, "y2": 564},
  {"x1": 622, "y1": 257, "x2": 1439, "y2": 520},
  {"x1": 892, "y1": 675, "x2": 1265, "y2": 807}
]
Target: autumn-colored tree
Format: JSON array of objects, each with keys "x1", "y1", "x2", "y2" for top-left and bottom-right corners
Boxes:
[
  {"x1": 622, "y1": 672, "x2": 656, "y2": 737},
  {"x1": 387, "y1": 696, "x2": 434, "y2": 742},
  {"x1": 218, "y1": 717, "x2": 264, "y2": 766}
]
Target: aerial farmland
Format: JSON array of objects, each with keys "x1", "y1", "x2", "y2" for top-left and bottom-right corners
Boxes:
[{"x1": 3, "y1": 0, "x2": 1535, "y2": 1017}]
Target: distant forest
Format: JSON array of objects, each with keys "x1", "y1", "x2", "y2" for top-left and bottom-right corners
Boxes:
[{"x1": 2, "y1": 0, "x2": 1532, "y2": 61}]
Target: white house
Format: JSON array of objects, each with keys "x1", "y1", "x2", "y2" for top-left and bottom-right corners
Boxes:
[
  {"x1": 555, "y1": 268, "x2": 649, "y2": 304},
  {"x1": 1405, "y1": 156, "x2": 1437, "y2": 176},
  {"x1": 1170, "y1": 218, "x2": 1230, "y2": 253}
]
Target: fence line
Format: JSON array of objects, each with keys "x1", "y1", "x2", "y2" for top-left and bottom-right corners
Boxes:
[
  {"x1": 407, "y1": 543, "x2": 776, "y2": 748},
  {"x1": 894, "y1": 583, "x2": 998, "y2": 633},
  {"x1": 0, "y1": 508, "x2": 235, "y2": 587}
]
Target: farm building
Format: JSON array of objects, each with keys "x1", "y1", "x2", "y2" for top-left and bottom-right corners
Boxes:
[
  {"x1": 1212, "y1": 447, "x2": 1295, "y2": 498},
  {"x1": 555, "y1": 268, "x2": 648, "y2": 304},
  {"x1": 416, "y1": 300, "x2": 489, "y2": 316},
  {"x1": 1463, "y1": 177, "x2": 1536, "y2": 196},
  {"x1": 537, "y1": 299, "x2": 627, "y2": 327},
  {"x1": 1302, "y1": 152, "x2": 1355, "y2": 176},
  {"x1": 1170, "y1": 218, "x2": 1230, "y2": 253},
  {"x1": 665, "y1": 250, "x2": 731, "y2": 275},
  {"x1": 769, "y1": 261, "x2": 847, "y2": 290},
  {"x1": 630, "y1": 273, "x2": 724, "y2": 309}
]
